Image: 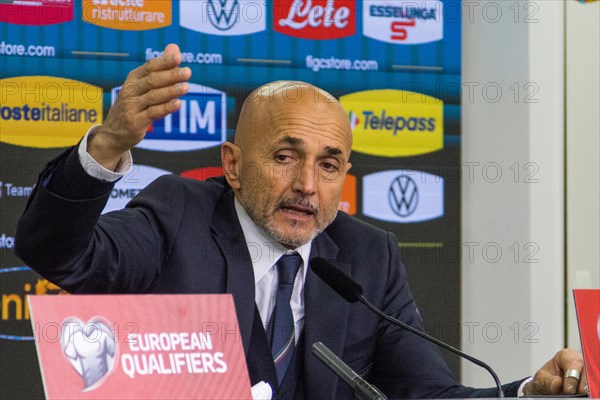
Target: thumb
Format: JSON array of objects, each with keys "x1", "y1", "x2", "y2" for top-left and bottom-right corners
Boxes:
[{"x1": 529, "y1": 370, "x2": 563, "y2": 395}]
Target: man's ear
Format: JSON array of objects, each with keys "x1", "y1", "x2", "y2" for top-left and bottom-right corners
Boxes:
[{"x1": 221, "y1": 142, "x2": 242, "y2": 190}]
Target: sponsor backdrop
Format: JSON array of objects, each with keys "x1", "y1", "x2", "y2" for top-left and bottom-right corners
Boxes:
[{"x1": 0, "y1": 0, "x2": 461, "y2": 397}]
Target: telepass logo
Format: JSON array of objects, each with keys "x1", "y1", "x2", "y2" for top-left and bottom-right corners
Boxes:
[{"x1": 340, "y1": 89, "x2": 443, "y2": 157}]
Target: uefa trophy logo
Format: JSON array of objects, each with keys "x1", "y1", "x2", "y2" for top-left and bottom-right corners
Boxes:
[{"x1": 60, "y1": 317, "x2": 118, "y2": 392}]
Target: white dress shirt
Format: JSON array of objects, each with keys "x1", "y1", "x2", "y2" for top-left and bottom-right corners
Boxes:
[
  {"x1": 234, "y1": 198, "x2": 311, "y2": 344},
  {"x1": 78, "y1": 127, "x2": 311, "y2": 343}
]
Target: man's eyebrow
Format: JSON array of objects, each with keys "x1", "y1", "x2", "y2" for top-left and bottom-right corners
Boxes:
[
  {"x1": 323, "y1": 146, "x2": 343, "y2": 156},
  {"x1": 278, "y1": 136, "x2": 303, "y2": 146},
  {"x1": 277, "y1": 136, "x2": 344, "y2": 156}
]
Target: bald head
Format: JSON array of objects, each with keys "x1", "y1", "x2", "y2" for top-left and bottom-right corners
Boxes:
[
  {"x1": 220, "y1": 80, "x2": 353, "y2": 248},
  {"x1": 234, "y1": 81, "x2": 352, "y2": 153}
]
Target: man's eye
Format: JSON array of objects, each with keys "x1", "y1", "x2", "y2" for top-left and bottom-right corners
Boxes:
[
  {"x1": 321, "y1": 162, "x2": 339, "y2": 172},
  {"x1": 275, "y1": 154, "x2": 292, "y2": 163}
]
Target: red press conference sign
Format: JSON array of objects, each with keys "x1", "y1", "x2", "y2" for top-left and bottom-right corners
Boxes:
[
  {"x1": 28, "y1": 294, "x2": 252, "y2": 399},
  {"x1": 573, "y1": 289, "x2": 600, "y2": 398}
]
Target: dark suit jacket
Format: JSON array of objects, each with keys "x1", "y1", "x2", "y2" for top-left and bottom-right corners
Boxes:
[{"x1": 16, "y1": 147, "x2": 523, "y2": 398}]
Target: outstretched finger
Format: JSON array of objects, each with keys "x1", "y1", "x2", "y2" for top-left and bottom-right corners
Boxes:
[
  {"x1": 139, "y1": 82, "x2": 189, "y2": 110},
  {"x1": 128, "y1": 44, "x2": 183, "y2": 80},
  {"x1": 134, "y1": 67, "x2": 191, "y2": 97},
  {"x1": 137, "y1": 99, "x2": 182, "y2": 128}
]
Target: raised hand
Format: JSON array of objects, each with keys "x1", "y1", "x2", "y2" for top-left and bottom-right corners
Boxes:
[{"x1": 88, "y1": 43, "x2": 191, "y2": 170}]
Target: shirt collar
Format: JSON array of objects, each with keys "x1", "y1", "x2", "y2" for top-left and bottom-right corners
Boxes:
[{"x1": 234, "y1": 197, "x2": 312, "y2": 284}]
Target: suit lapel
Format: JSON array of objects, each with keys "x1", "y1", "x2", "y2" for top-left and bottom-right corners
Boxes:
[
  {"x1": 210, "y1": 190, "x2": 255, "y2": 354},
  {"x1": 303, "y1": 232, "x2": 351, "y2": 399}
]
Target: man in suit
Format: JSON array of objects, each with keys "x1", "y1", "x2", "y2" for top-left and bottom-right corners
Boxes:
[{"x1": 16, "y1": 44, "x2": 586, "y2": 399}]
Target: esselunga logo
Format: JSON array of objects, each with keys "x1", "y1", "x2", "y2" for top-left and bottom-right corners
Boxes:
[
  {"x1": 363, "y1": 0, "x2": 443, "y2": 45},
  {"x1": 111, "y1": 83, "x2": 227, "y2": 151},
  {"x1": 102, "y1": 165, "x2": 172, "y2": 214},
  {"x1": 0, "y1": 266, "x2": 66, "y2": 341},
  {"x1": 82, "y1": 0, "x2": 172, "y2": 30},
  {"x1": 340, "y1": 89, "x2": 443, "y2": 157},
  {"x1": 0, "y1": 76, "x2": 103, "y2": 148}
]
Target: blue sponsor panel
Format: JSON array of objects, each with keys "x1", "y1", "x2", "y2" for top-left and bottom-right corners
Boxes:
[
  {"x1": 363, "y1": 170, "x2": 444, "y2": 223},
  {"x1": 0, "y1": 0, "x2": 461, "y2": 73},
  {"x1": 110, "y1": 83, "x2": 227, "y2": 151}
]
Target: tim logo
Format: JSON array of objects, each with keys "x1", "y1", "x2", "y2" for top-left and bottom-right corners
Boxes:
[
  {"x1": 61, "y1": 317, "x2": 117, "y2": 392},
  {"x1": 275, "y1": 0, "x2": 356, "y2": 40},
  {"x1": 180, "y1": 0, "x2": 266, "y2": 36},
  {"x1": 111, "y1": 83, "x2": 227, "y2": 151},
  {"x1": 363, "y1": 0, "x2": 443, "y2": 45},
  {"x1": 389, "y1": 175, "x2": 418, "y2": 217},
  {"x1": 363, "y1": 170, "x2": 444, "y2": 223}
]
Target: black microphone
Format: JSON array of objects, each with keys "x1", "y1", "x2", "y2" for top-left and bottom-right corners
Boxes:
[
  {"x1": 310, "y1": 257, "x2": 505, "y2": 398},
  {"x1": 312, "y1": 342, "x2": 388, "y2": 400}
]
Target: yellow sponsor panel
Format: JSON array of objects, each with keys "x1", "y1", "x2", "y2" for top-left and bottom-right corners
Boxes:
[
  {"x1": 82, "y1": 0, "x2": 172, "y2": 30},
  {"x1": 340, "y1": 89, "x2": 443, "y2": 157},
  {"x1": 0, "y1": 76, "x2": 102, "y2": 148}
]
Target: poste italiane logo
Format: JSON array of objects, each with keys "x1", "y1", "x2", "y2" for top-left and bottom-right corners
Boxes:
[
  {"x1": 0, "y1": 76, "x2": 102, "y2": 148},
  {"x1": 363, "y1": 0, "x2": 443, "y2": 45},
  {"x1": 340, "y1": 89, "x2": 443, "y2": 157},
  {"x1": 82, "y1": 0, "x2": 172, "y2": 30},
  {"x1": 180, "y1": 0, "x2": 266, "y2": 36}
]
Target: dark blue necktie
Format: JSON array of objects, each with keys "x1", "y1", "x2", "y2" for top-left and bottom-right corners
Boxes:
[{"x1": 269, "y1": 253, "x2": 302, "y2": 385}]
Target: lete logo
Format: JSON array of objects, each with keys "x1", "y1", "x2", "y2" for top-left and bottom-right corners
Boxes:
[
  {"x1": 275, "y1": 0, "x2": 356, "y2": 39},
  {"x1": 60, "y1": 317, "x2": 117, "y2": 392}
]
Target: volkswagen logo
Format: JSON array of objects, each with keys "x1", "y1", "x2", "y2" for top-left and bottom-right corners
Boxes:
[
  {"x1": 388, "y1": 175, "x2": 419, "y2": 217},
  {"x1": 207, "y1": 0, "x2": 240, "y2": 31}
]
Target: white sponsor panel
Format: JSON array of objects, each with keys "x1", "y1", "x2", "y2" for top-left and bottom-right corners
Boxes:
[
  {"x1": 111, "y1": 83, "x2": 227, "y2": 152},
  {"x1": 102, "y1": 165, "x2": 171, "y2": 214},
  {"x1": 363, "y1": 170, "x2": 444, "y2": 223},
  {"x1": 363, "y1": 0, "x2": 443, "y2": 45},
  {"x1": 180, "y1": 0, "x2": 266, "y2": 35}
]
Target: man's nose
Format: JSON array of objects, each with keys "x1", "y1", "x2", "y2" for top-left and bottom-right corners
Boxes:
[{"x1": 290, "y1": 163, "x2": 316, "y2": 196}]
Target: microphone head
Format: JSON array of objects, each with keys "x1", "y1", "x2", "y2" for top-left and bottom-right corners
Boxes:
[{"x1": 310, "y1": 257, "x2": 363, "y2": 303}]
